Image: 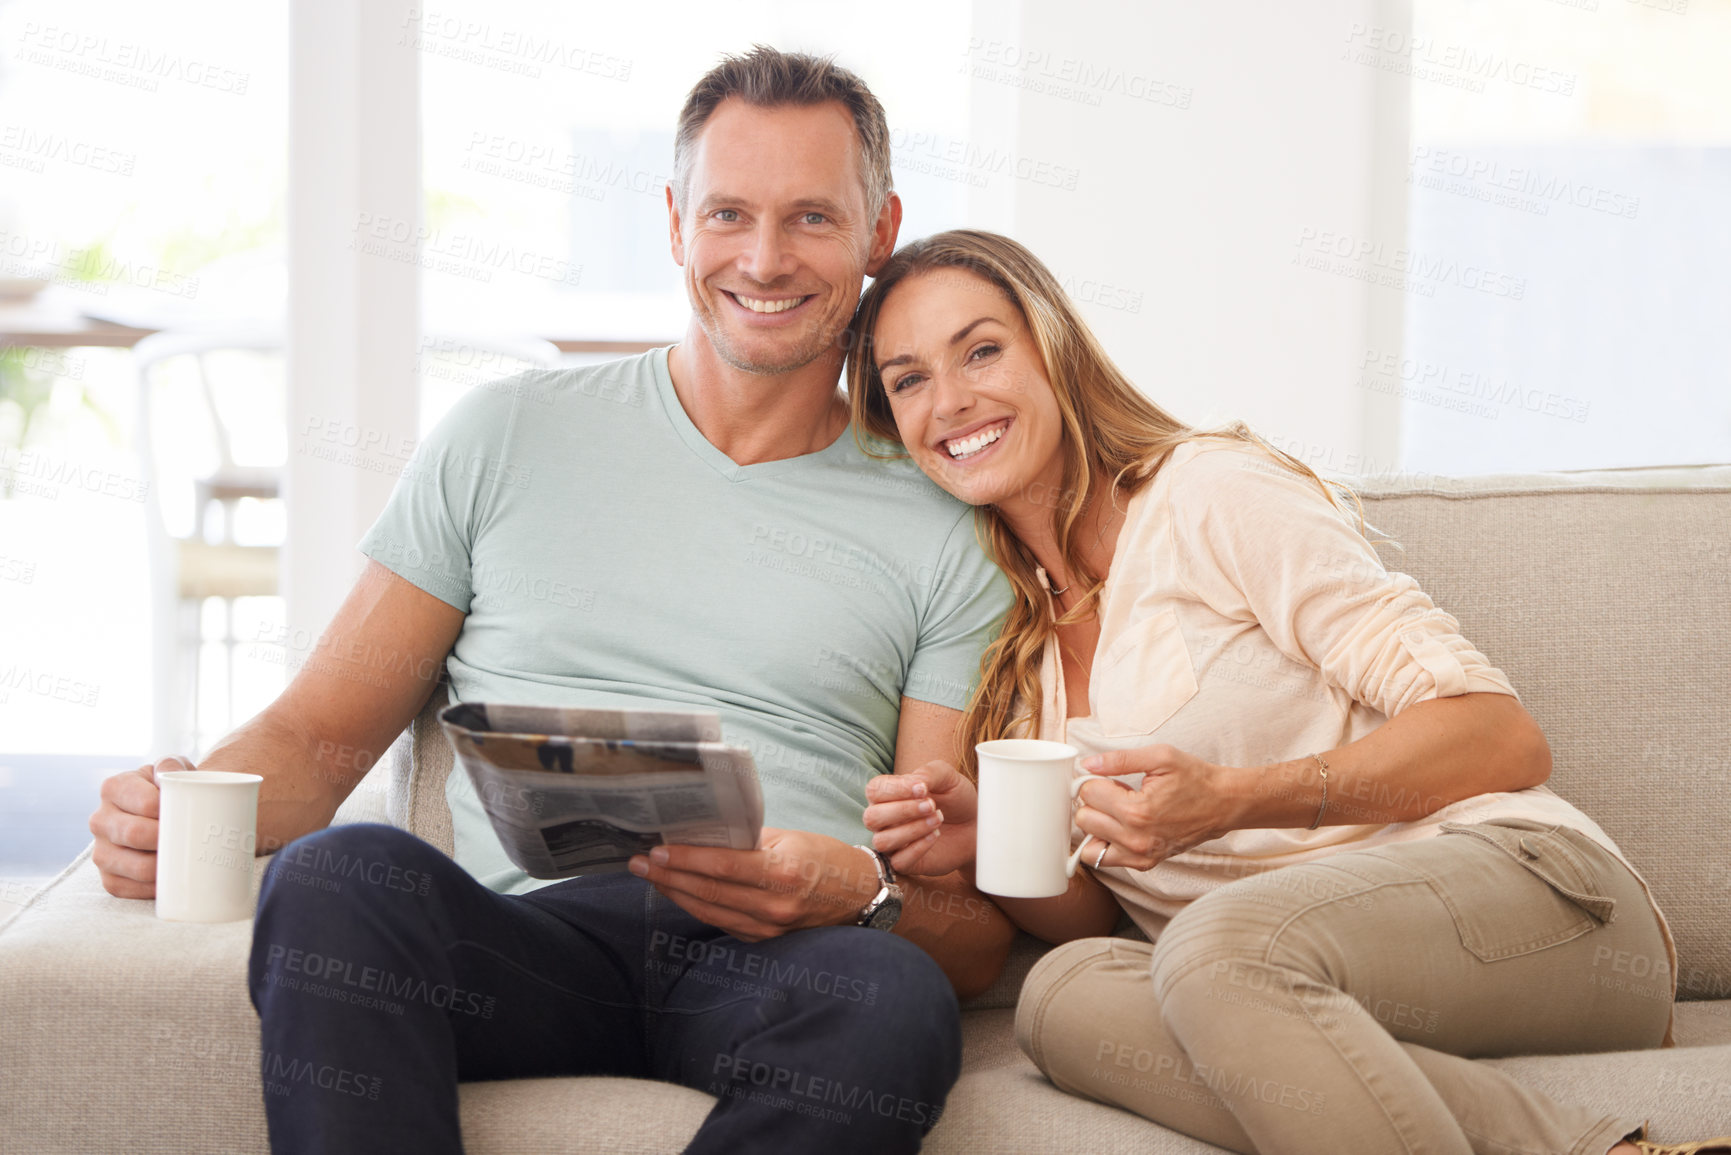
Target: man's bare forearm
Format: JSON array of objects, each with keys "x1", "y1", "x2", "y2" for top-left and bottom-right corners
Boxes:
[
  {"x1": 197, "y1": 705, "x2": 366, "y2": 856},
  {"x1": 895, "y1": 871, "x2": 1016, "y2": 1001}
]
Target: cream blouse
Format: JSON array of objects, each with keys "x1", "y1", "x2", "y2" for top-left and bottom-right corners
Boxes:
[{"x1": 1032, "y1": 441, "x2": 1676, "y2": 1029}]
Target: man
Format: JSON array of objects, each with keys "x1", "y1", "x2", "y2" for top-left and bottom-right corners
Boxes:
[{"x1": 88, "y1": 47, "x2": 1014, "y2": 1155}]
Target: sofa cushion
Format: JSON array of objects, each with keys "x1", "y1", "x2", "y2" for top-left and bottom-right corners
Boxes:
[
  {"x1": 8, "y1": 854, "x2": 1731, "y2": 1153},
  {"x1": 1671, "y1": 1001, "x2": 1731, "y2": 1049},
  {"x1": 329, "y1": 758, "x2": 392, "y2": 827},
  {"x1": 941, "y1": 1007, "x2": 1731, "y2": 1150},
  {"x1": 457, "y1": 1078, "x2": 713, "y2": 1155},
  {"x1": 1355, "y1": 464, "x2": 1731, "y2": 997}
]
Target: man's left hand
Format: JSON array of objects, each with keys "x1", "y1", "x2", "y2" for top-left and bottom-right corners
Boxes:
[{"x1": 628, "y1": 828, "x2": 879, "y2": 942}]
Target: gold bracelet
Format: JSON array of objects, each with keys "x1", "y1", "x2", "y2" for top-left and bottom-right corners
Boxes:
[{"x1": 1307, "y1": 753, "x2": 1330, "y2": 830}]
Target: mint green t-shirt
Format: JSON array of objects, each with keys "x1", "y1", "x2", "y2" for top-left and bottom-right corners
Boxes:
[{"x1": 357, "y1": 348, "x2": 1010, "y2": 894}]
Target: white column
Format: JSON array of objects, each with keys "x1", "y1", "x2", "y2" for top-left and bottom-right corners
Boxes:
[
  {"x1": 1359, "y1": 0, "x2": 1413, "y2": 473},
  {"x1": 284, "y1": 0, "x2": 420, "y2": 647},
  {"x1": 968, "y1": 1, "x2": 1410, "y2": 476}
]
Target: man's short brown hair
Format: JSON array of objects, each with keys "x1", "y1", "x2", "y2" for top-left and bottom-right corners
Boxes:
[{"x1": 673, "y1": 45, "x2": 893, "y2": 218}]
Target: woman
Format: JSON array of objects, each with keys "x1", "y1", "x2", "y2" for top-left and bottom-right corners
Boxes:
[{"x1": 848, "y1": 230, "x2": 1720, "y2": 1155}]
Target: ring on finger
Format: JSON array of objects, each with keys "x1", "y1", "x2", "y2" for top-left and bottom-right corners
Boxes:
[{"x1": 1094, "y1": 842, "x2": 1109, "y2": 870}]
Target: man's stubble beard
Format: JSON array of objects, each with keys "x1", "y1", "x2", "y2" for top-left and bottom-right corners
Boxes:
[{"x1": 696, "y1": 293, "x2": 845, "y2": 377}]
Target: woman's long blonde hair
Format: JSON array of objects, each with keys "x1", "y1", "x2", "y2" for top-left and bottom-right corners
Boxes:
[{"x1": 845, "y1": 229, "x2": 1369, "y2": 778}]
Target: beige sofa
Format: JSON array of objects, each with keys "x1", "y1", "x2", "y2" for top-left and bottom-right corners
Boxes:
[{"x1": 4, "y1": 463, "x2": 1730, "y2": 1153}]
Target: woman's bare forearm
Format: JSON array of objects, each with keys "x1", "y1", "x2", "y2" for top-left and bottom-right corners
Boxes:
[
  {"x1": 1222, "y1": 692, "x2": 1552, "y2": 830},
  {"x1": 967, "y1": 863, "x2": 1122, "y2": 945}
]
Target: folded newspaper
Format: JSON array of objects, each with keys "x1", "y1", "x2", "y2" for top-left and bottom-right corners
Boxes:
[{"x1": 438, "y1": 701, "x2": 764, "y2": 879}]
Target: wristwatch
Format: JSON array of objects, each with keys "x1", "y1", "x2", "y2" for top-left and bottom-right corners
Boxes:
[{"x1": 853, "y1": 845, "x2": 904, "y2": 931}]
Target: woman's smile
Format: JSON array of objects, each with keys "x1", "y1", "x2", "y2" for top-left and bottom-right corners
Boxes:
[{"x1": 938, "y1": 416, "x2": 1013, "y2": 463}]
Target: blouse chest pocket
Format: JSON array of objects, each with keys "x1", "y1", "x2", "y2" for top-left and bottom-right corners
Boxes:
[{"x1": 1093, "y1": 609, "x2": 1200, "y2": 738}]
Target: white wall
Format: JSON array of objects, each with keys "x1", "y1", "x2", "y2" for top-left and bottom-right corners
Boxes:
[{"x1": 970, "y1": 0, "x2": 1411, "y2": 476}]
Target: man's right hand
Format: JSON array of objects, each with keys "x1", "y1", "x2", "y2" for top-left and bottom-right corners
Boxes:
[{"x1": 89, "y1": 755, "x2": 192, "y2": 899}]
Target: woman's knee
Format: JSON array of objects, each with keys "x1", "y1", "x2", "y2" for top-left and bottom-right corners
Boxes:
[
  {"x1": 1149, "y1": 888, "x2": 1265, "y2": 1004},
  {"x1": 1149, "y1": 864, "x2": 1379, "y2": 1001},
  {"x1": 1015, "y1": 938, "x2": 1258, "y2": 1151},
  {"x1": 1016, "y1": 937, "x2": 1154, "y2": 1079}
]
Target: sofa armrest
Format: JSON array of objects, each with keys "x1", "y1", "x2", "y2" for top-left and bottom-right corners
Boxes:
[
  {"x1": 0, "y1": 848, "x2": 272, "y2": 1154},
  {"x1": 0, "y1": 684, "x2": 464, "y2": 1153},
  {"x1": 383, "y1": 680, "x2": 455, "y2": 857},
  {"x1": 331, "y1": 758, "x2": 392, "y2": 828}
]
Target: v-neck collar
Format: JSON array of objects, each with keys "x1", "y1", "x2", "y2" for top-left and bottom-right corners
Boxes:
[{"x1": 651, "y1": 346, "x2": 853, "y2": 484}]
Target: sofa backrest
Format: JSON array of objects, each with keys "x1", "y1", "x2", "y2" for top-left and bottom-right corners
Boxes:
[
  {"x1": 373, "y1": 465, "x2": 1731, "y2": 999},
  {"x1": 1357, "y1": 464, "x2": 1731, "y2": 999}
]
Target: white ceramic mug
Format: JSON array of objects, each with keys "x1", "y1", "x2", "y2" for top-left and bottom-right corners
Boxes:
[
  {"x1": 974, "y1": 739, "x2": 1111, "y2": 898},
  {"x1": 155, "y1": 769, "x2": 264, "y2": 923}
]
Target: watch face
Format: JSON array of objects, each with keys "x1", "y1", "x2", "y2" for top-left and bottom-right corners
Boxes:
[{"x1": 866, "y1": 891, "x2": 903, "y2": 931}]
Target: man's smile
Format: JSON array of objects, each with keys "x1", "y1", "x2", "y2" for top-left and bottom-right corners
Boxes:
[{"x1": 722, "y1": 289, "x2": 816, "y2": 317}]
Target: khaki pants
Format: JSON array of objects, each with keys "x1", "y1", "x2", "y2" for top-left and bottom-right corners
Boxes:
[{"x1": 1015, "y1": 820, "x2": 1672, "y2": 1154}]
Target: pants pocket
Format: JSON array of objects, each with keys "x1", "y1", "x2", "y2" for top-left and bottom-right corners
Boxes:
[{"x1": 1432, "y1": 819, "x2": 1618, "y2": 963}]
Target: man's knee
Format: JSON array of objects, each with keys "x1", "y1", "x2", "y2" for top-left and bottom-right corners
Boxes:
[
  {"x1": 796, "y1": 929, "x2": 960, "y2": 1060},
  {"x1": 847, "y1": 929, "x2": 957, "y2": 1018},
  {"x1": 262, "y1": 822, "x2": 446, "y2": 900},
  {"x1": 252, "y1": 825, "x2": 449, "y2": 984}
]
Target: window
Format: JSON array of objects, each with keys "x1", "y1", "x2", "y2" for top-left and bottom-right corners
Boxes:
[
  {"x1": 0, "y1": 0, "x2": 287, "y2": 875},
  {"x1": 1398, "y1": 0, "x2": 1731, "y2": 473}
]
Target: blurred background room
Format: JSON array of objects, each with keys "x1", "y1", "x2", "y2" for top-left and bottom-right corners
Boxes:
[{"x1": 1, "y1": 0, "x2": 1726, "y2": 902}]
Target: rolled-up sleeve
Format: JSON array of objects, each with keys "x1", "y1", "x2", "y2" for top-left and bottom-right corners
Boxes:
[{"x1": 1165, "y1": 445, "x2": 1514, "y2": 718}]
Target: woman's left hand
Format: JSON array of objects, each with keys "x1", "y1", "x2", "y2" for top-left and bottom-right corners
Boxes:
[{"x1": 1075, "y1": 745, "x2": 1244, "y2": 871}]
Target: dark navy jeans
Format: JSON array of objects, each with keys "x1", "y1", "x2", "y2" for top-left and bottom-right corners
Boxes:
[{"x1": 248, "y1": 823, "x2": 961, "y2": 1154}]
